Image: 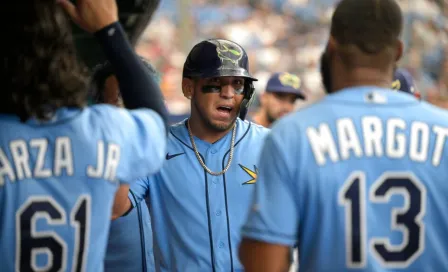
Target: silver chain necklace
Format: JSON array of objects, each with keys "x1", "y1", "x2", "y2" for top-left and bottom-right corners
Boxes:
[{"x1": 187, "y1": 119, "x2": 237, "y2": 176}]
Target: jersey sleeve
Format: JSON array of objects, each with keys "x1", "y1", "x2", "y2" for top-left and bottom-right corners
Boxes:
[
  {"x1": 96, "y1": 106, "x2": 167, "y2": 184},
  {"x1": 128, "y1": 176, "x2": 150, "y2": 207},
  {"x1": 241, "y1": 124, "x2": 299, "y2": 247}
]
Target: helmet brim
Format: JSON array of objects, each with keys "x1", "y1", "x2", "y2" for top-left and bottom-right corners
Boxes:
[{"x1": 191, "y1": 68, "x2": 258, "y2": 81}]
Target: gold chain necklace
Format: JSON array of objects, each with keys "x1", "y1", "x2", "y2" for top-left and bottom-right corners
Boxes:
[{"x1": 187, "y1": 119, "x2": 237, "y2": 176}]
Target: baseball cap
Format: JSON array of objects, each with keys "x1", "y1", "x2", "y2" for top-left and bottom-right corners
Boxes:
[
  {"x1": 265, "y1": 72, "x2": 305, "y2": 99},
  {"x1": 392, "y1": 68, "x2": 420, "y2": 98}
]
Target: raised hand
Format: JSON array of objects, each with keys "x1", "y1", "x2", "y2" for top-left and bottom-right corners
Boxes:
[{"x1": 58, "y1": 0, "x2": 118, "y2": 33}]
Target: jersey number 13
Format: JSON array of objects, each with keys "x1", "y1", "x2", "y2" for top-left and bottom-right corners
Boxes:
[{"x1": 338, "y1": 171, "x2": 426, "y2": 269}]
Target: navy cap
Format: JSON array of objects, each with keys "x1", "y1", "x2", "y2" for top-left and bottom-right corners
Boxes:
[
  {"x1": 392, "y1": 68, "x2": 416, "y2": 95},
  {"x1": 265, "y1": 72, "x2": 305, "y2": 99}
]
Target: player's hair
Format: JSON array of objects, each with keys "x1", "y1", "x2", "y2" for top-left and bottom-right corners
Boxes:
[
  {"x1": 0, "y1": 1, "x2": 88, "y2": 121},
  {"x1": 89, "y1": 57, "x2": 161, "y2": 104},
  {"x1": 330, "y1": 0, "x2": 403, "y2": 66}
]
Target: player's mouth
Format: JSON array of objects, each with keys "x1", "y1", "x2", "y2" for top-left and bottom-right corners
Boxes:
[{"x1": 215, "y1": 105, "x2": 234, "y2": 119}]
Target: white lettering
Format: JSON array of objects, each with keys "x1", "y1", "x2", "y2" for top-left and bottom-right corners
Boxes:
[
  {"x1": 306, "y1": 117, "x2": 448, "y2": 167},
  {"x1": 306, "y1": 124, "x2": 339, "y2": 165},
  {"x1": 337, "y1": 118, "x2": 363, "y2": 160},
  {"x1": 87, "y1": 141, "x2": 105, "y2": 178},
  {"x1": 54, "y1": 137, "x2": 73, "y2": 176},
  {"x1": 104, "y1": 144, "x2": 120, "y2": 181},
  {"x1": 386, "y1": 118, "x2": 406, "y2": 159},
  {"x1": 432, "y1": 126, "x2": 448, "y2": 166},
  {"x1": 362, "y1": 116, "x2": 383, "y2": 157},
  {"x1": 0, "y1": 147, "x2": 15, "y2": 186},
  {"x1": 0, "y1": 137, "x2": 123, "y2": 185},
  {"x1": 10, "y1": 140, "x2": 32, "y2": 180},
  {"x1": 409, "y1": 122, "x2": 429, "y2": 162},
  {"x1": 30, "y1": 139, "x2": 52, "y2": 178}
]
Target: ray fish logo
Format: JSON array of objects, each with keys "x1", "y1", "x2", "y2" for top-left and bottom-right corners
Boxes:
[
  {"x1": 216, "y1": 41, "x2": 243, "y2": 65},
  {"x1": 279, "y1": 73, "x2": 301, "y2": 89}
]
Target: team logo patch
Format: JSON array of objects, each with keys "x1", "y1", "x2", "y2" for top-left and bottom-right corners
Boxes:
[
  {"x1": 216, "y1": 41, "x2": 243, "y2": 65},
  {"x1": 279, "y1": 72, "x2": 301, "y2": 89},
  {"x1": 365, "y1": 91, "x2": 387, "y2": 104},
  {"x1": 391, "y1": 79, "x2": 400, "y2": 91},
  {"x1": 239, "y1": 164, "x2": 258, "y2": 185}
]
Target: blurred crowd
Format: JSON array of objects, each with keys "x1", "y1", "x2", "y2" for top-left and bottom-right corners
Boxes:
[{"x1": 135, "y1": 0, "x2": 448, "y2": 116}]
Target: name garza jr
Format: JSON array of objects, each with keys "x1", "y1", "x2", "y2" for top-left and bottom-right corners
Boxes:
[{"x1": 0, "y1": 138, "x2": 120, "y2": 186}]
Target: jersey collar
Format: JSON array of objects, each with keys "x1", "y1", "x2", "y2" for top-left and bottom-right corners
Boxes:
[
  {"x1": 325, "y1": 86, "x2": 419, "y2": 105},
  {"x1": 25, "y1": 107, "x2": 82, "y2": 126},
  {"x1": 170, "y1": 118, "x2": 246, "y2": 152}
]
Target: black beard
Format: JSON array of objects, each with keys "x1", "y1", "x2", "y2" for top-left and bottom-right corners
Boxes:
[
  {"x1": 266, "y1": 110, "x2": 276, "y2": 125},
  {"x1": 192, "y1": 95, "x2": 236, "y2": 133},
  {"x1": 320, "y1": 51, "x2": 333, "y2": 94}
]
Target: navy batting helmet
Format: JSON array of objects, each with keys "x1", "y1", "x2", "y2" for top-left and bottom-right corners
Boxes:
[{"x1": 183, "y1": 39, "x2": 258, "y2": 120}]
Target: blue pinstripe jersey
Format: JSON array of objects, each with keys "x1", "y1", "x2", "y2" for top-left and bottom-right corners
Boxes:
[
  {"x1": 243, "y1": 87, "x2": 448, "y2": 272},
  {"x1": 105, "y1": 198, "x2": 154, "y2": 272},
  {"x1": 0, "y1": 106, "x2": 166, "y2": 272},
  {"x1": 130, "y1": 118, "x2": 269, "y2": 272}
]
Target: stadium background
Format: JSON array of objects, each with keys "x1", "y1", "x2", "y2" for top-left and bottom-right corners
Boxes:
[{"x1": 134, "y1": 0, "x2": 448, "y2": 121}]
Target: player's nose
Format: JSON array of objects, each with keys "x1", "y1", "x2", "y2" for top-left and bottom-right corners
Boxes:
[{"x1": 219, "y1": 85, "x2": 236, "y2": 99}]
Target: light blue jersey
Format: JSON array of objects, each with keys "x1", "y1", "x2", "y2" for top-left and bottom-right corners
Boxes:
[
  {"x1": 105, "y1": 197, "x2": 154, "y2": 272},
  {"x1": 130, "y1": 118, "x2": 269, "y2": 272},
  {"x1": 0, "y1": 105, "x2": 166, "y2": 272},
  {"x1": 242, "y1": 86, "x2": 448, "y2": 272}
]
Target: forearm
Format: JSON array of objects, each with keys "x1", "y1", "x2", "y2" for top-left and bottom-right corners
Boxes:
[
  {"x1": 111, "y1": 184, "x2": 133, "y2": 220},
  {"x1": 94, "y1": 22, "x2": 168, "y2": 131}
]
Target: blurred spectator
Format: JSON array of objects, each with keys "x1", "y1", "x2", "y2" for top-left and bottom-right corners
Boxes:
[
  {"x1": 249, "y1": 72, "x2": 306, "y2": 127},
  {"x1": 136, "y1": 0, "x2": 448, "y2": 113}
]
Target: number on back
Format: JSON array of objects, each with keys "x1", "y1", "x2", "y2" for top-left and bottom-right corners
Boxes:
[
  {"x1": 338, "y1": 171, "x2": 426, "y2": 269},
  {"x1": 16, "y1": 195, "x2": 91, "y2": 272}
]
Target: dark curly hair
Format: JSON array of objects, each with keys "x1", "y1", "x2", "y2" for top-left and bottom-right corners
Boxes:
[
  {"x1": 331, "y1": 0, "x2": 403, "y2": 54},
  {"x1": 0, "y1": 1, "x2": 89, "y2": 121}
]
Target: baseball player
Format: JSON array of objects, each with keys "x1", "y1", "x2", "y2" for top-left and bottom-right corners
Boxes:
[
  {"x1": 0, "y1": 0, "x2": 167, "y2": 271},
  {"x1": 240, "y1": 0, "x2": 448, "y2": 271},
  {"x1": 113, "y1": 39, "x2": 270, "y2": 271},
  {"x1": 287, "y1": 63, "x2": 427, "y2": 272},
  {"x1": 251, "y1": 72, "x2": 306, "y2": 128},
  {"x1": 89, "y1": 57, "x2": 160, "y2": 272}
]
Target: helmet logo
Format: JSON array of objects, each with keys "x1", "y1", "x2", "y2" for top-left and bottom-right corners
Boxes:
[
  {"x1": 279, "y1": 73, "x2": 301, "y2": 89},
  {"x1": 216, "y1": 41, "x2": 243, "y2": 65}
]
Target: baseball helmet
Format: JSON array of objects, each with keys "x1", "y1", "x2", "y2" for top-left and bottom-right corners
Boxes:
[
  {"x1": 88, "y1": 56, "x2": 160, "y2": 104},
  {"x1": 183, "y1": 38, "x2": 258, "y2": 120},
  {"x1": 72, "y1": 0, "x2": 161, "y2": 69}
]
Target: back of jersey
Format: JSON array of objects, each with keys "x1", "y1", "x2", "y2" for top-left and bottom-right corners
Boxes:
[
  {"x1": 0, "y1": 106, "x2": 165, "y2": 272},
  {"x1": 296, "y1": 87, "x2": 448, "y2": 271}
]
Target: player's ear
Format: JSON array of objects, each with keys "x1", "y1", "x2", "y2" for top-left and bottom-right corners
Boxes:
[
  {"x1": 395, "y1": 40, "x2": 403, "y2": 62},
  {"x1": 182, "y1": 77, "x2": 194, "y2": 99},
  {"x1": 327, "y1": 36, "x2": 337, "y2": 55}
]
